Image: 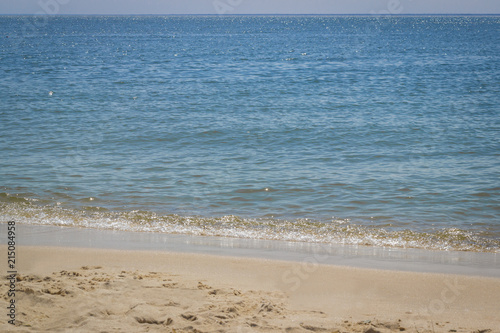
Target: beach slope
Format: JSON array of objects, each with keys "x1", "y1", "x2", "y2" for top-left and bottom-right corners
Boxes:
[{"x1": 1, "y1": 245, "x2": 499, "y2": 332}]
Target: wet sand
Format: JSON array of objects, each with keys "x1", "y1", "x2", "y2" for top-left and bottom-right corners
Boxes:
[{"x1": 1, "y1": 241, "x2": 499, "y2": 332}]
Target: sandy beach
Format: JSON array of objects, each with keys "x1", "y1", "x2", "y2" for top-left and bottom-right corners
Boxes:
[
  {"x1": 1, "y1": 243, "x2": 499, "y2": 333},
  {"x1": 2, "y1": 9, "x2": 500, "y2": 333}
]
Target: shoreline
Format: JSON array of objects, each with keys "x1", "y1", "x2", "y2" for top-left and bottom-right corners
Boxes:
[
  {"x1": 1, "y1": 223, "x2": 499, "y2": 332},
  {"x1": 2, "y1": 223, "x2": 499, "y2": 277}
]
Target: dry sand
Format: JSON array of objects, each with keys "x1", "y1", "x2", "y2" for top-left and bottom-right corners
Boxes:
[{"x1": 1, "y1": 245, "x2": 499, "y2": 332}]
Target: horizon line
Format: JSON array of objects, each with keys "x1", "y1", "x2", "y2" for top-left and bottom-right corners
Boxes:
[{"x1": 0, "y1": 13, "x2": 499, "y2": 16}]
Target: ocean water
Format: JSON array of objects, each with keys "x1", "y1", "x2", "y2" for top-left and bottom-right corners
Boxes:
[{"x1": 1, "y1": 15, "x2": 499, "y2": 252}]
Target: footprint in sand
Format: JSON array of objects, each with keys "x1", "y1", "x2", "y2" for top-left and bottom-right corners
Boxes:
[{"x1": 181, "y1": 313, "x2": 197, "y2": 321}]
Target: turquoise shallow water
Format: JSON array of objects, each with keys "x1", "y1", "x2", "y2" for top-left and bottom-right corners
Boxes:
[{"x1": 0, "y1": 16, "x2": 499, "y2": 251}]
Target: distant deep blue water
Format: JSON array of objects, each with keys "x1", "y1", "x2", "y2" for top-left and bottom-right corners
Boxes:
[{"x1": 1, "y1": 15, "x2": 499, "y2": 251}]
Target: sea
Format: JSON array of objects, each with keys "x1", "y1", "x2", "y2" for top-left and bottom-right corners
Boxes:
[{"x1": 1, "y1": 15, "x2": 499, "y2": 252}]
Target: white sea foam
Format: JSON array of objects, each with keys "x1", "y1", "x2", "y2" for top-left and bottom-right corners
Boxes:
[{"x1": 2, "y1": 200, "x2": 498, "y2": 253}]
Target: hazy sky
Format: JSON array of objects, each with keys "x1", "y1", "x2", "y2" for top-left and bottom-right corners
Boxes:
[{"x1": 1, "y1": 0, "x2": 499, "y2": 15}]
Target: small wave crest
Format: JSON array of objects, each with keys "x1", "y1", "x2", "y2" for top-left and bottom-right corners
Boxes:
[{"x1": 1, "y1": 199, "x2": 499, "y2": 253}]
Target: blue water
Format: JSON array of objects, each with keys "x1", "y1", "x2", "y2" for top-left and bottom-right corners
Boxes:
[{"x1": 1, "y1": 16, "x2": 499, "y2": 251}]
